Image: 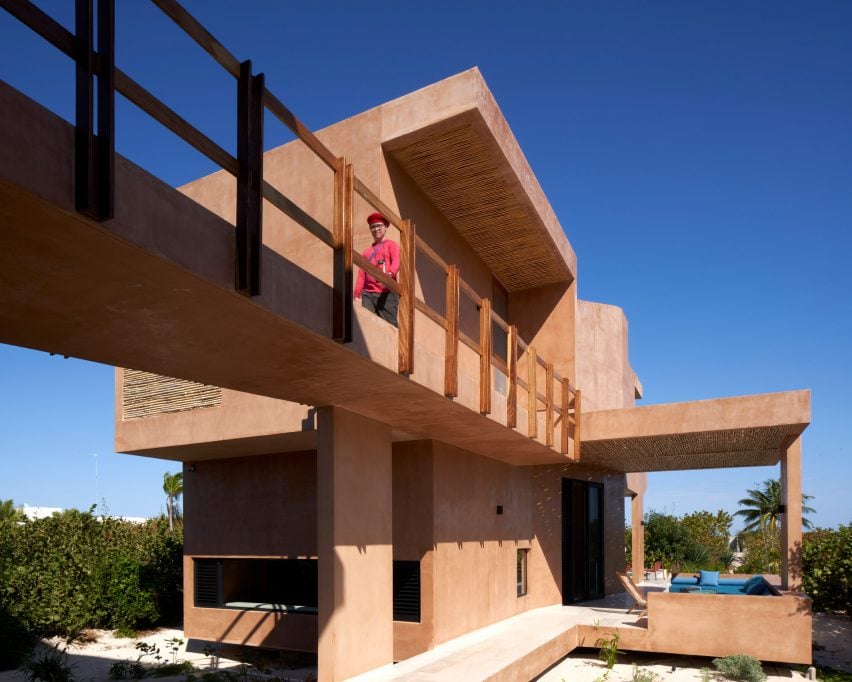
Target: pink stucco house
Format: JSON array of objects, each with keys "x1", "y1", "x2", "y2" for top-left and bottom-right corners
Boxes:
[{"x1": 0, "y1": 4, "x2": 810, "y2": 680}]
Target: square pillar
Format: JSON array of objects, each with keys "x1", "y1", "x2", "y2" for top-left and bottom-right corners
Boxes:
[
  {"x1": 317, "y1": 407, "x2": 393, "y2": 681},
  {"x1": 631, "y1": 492, "x2": 645, "y2": 585},
  {"x1": 780, "y1": 435, "x2": 803, "y2": 591}
]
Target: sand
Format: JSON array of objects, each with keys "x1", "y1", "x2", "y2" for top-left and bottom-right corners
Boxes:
[{"x1": 1, "y1": 613, "x2": 848, "y2": 681}]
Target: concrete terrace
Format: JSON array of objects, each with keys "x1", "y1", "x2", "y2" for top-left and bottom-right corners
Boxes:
[{"x1": 348, "y1": 584, "x2": 659, "y2": 682}]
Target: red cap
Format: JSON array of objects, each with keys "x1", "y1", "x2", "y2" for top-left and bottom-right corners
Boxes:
[{"x1": 367, "y1": 211, "x2": 389, "y2": 226}]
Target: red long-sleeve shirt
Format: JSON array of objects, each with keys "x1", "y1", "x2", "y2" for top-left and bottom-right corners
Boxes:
[{"x1": 354, "y1": 238, "x2": 400, "y2": 296}]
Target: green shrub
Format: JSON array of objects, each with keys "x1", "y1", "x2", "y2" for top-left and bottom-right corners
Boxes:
[
  {"x1": 0, "y1": 604, "x2": 35, "y2": 670},
  {"x1": 108, "y1": 660, "x2": 146, "y2": 680},
  {"x1": 632, "y1": 664, "x2": 661, "y2": 682},
  {"x1": 644, "y1": 511, "x2": 732, "y2": 572},
  {"x1": 712, "y1": 654, "x2": 766, "y2": 682},
  {"x1": 595, "y1": 630, "x2": 623, "y2": 669},
  {"x1": 22, "y1": 645, "x2": 76, "y2": 682},
  {"x1": 737, "y1": 530, "x2": 781, "y2": 575},
  {"x1": 0, "y1": 510, "x2": 183, "y2": 639},
  {"x1": 802, "y1": 525, "x2": 852, "y2": 615},
  {"x1": 103, "y1": 555, "x2": 159, "y2": 631}
]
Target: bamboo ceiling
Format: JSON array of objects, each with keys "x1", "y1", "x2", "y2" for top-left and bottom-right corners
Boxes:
[
  {"x1": 388, "y1": 119, "x2": 572, "y2": 291},
  {"x1": 580, "y1": 425, "x2": 792, "y2": 473}
]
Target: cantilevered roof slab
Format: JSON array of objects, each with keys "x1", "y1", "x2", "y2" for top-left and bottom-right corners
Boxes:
[
  {"x1": 379, "y1": 68, "x2": 576, "y2": 291},
  {"x1": 581, "y1": 391, "x2": 810, "y2": 473}
]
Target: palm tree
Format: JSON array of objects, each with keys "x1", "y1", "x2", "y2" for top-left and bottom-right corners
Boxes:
[
  {"x1": 163, "y1": 471, "x2": 184, "y2": 532},
  {"x1": 0, "y1": 499, "x2": 26, "y2": 523},
  {"x1": 735, "y1": 478, "x2": 815, "y2": 533}
]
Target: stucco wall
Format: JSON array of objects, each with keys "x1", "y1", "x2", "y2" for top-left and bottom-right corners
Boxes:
[
  {"x1": 392, "y1": 441, "x2": 435, "y2": 660},
  {"x1": 575, "y1": 299, "x2": 635, "y2": 412},
  {"x1": 430, "y1": 441, "x2": 534, "y2": 645},
  {"x1": 529, "y1": 464, "x2": 627, "y2": 606},
  {"x1": 510, "y1": 281, "x2": 577, "y2": 382},
  {"x1": 183, "y1": 451, "x2": 317, "y2": 557}
]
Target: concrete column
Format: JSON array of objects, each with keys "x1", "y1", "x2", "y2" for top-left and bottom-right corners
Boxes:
[
  {"x1": 631, "y1": 492, "x2": 645, "y2": 585},
  {"x1": 317, "y1": 407, "x2": 393, "y2": 681},
  {"x1": 780, "y1": 436, "x2": 803, "y2": 591}
]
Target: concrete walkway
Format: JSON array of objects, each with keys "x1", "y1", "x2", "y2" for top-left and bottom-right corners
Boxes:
[{"x1": 347, "y1": 592, "x2": 648, "y2": 681}]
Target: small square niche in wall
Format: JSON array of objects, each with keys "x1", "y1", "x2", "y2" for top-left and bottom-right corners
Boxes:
[{"x1": 496, "y1": 505, "x2": 504, "y2": 515}]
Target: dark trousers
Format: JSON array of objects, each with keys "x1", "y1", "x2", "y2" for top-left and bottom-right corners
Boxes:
[{"x1": 361, "y1": 291, "x2": 399, "y2": 327}]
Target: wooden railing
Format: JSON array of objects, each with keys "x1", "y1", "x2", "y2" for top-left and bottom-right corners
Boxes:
[
  {"x1": 413, "y1": 236, "x2": 581, "y2": 457},
  {"x1": 2, "y1": 0, "x2": 580, "y2": 459}
]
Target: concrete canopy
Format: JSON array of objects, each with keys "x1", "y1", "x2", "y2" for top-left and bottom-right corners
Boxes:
[
  {"x1": 379, "y1": 68, "x2": 576, "y2": 291},
  {"x1": 581, "y1": 390, "x2": 810, "y2": 472}
]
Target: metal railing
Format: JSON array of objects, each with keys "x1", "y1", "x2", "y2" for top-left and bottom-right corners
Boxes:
[{"x1": 2, "y1": 0, "x2": 580, "y2": 458}]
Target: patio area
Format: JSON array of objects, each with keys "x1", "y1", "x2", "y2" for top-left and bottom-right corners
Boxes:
[{"x1": 348, "y1": 572, "x2": 814, "y2": 681}]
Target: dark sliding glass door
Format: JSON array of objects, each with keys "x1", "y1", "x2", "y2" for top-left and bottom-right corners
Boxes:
[{"x1": 561, "y1": 478, "x2": 604, "y2": 604}]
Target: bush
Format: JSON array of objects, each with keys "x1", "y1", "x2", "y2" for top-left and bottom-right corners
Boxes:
[
  {"x1": 0, "y1": 510, "x2": 183, "y2": 646},
  {"x1": 712, "y1": 654, "x2": 766, "y2": 682},
  {"x1": 737, "y1": 530, "x2": 781, "y2": 575},
  {"x1": 22, "y1": 645, "x2": 76, "y2": 682},
  {"x1": 0, "y1": 604, "x2": 35, "y2": 670},
  {"x1": 643, "y1": 511, "x2": 732, "y2": 572},
  {"x1": 802, "y1": 525, "x2": 852, "y2": 615}
]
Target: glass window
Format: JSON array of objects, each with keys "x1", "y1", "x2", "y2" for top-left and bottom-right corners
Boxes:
[{"x1": 517, "y1": 549, "x2": 529, "y2": 597}]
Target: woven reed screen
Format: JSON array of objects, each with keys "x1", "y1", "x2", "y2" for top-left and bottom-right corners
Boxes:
[{"x1": 122, "y1": 369, "x2": 222, "y2": 420}]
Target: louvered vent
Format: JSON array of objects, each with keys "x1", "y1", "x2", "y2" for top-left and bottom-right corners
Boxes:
[
  {"x1": 194, "y1": 559, "x2": 222, "y2": 608},
  {"x1": 393, "y1": 560, "x2": 421, "y2": 623},
  {"x1": 122, "y1": 370, "x2": 222, "y2": 420}
]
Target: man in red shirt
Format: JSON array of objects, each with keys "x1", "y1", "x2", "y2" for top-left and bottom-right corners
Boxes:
[{"x1": 354, "y1": 211, "x2": 400, "y2": 326}]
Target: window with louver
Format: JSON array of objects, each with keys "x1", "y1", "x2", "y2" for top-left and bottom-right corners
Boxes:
[
  {"x1": 194, "y1": 559, "x2": 223, "y2": 608},
  {"x1": 393, "y1": 560, "x2": 421, "y2": 622}
]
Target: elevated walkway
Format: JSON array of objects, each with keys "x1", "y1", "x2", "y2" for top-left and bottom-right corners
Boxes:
[{"x1": 0, "y1": 80, "x2": 573, "y2": 466}]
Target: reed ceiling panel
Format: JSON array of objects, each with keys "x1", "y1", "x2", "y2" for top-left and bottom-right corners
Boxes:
[
  {"x1": 389, "y1": 123, "x2": 571, "y2": 291},
  {"x1": 580, "y1": 425, "x2": 791, "y2": 472}
]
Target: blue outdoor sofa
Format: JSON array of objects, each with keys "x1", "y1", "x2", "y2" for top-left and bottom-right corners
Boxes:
[{"x1": 668, "y1": 571, "x2": 777, "y2": 595}]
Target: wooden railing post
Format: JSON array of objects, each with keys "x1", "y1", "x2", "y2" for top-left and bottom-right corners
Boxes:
[
  {"x1": 545, "y1": 363, "x2": 554, "y2": 447},
  {"x1": 398, "y1": 219, "x2": 415, "y2": 375},
  {"x1": 574, "y1": 389, "x2": 582, "y2": 459},
  {"x1": 507, "y1": 325, "x2": 518, "y2": 428},
  {"x1": 332, "y1": 159, "x2": 353, "y2": 342},
  {"x1": 560, "y1": 377, "x2": 570, "y2": 455},
  {"x1": 444, "y1": 265, "x2": 460, "y2": 397},
  {"x1": 527, "y1": 346, "x2": 536, "y2": 438},
  {"x1": 236, "y1": 59, "x2": 264, "y2": 296},
  {"x1": 479, "y1": 298, "x2": 492, "y2": 414}
]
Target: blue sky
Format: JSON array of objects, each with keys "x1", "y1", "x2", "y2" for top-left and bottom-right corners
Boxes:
[{"x1": 1, "y1": 1, "x2": 850, "y2": 528}]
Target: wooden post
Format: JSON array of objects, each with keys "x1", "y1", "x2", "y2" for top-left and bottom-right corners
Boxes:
[
  {"x1": 545, "y1": 363, "x2": 554, "y2": 447},
  {"x1": 507, "y1": 325, "x2": 518, "y2": 428},
  {"x1": 332, "y1": 159, "x2": 353, "y2": 342},
  {"x1": 398, "y1": 219, "x2": 415, "y2": 375},
  {"x1": 479, "y1": 298, "x2": 492, "y2": 414},
  {"x1": 527, "y1": 346, "x2": 536, "y2": 438},
  {"x1": 560, "y1": 377, "x2": 570, "y2": 455},
  {"x1": 444, "y1": 265, "x2": 460, "y2": 397},
  {"x1": 573, "y1": 389, "x2": 582, "y2": 459}
]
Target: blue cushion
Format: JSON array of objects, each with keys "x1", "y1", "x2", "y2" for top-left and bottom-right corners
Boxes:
[
  {"x1": 699, "y1": 570, "x2": 719, "y2": 586},
  {"x1": 743, "y1": 575, "x2": 763, "y2": 590},
  {"x1": 745, "y1": 576, "x2": 769, "y2": 595},
  {"x1": 671, "y1": 575, "x2": 699, "y2": 585},
  {"x1": 718, "y1": 577, "x2": 748, "y2": 586}
]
